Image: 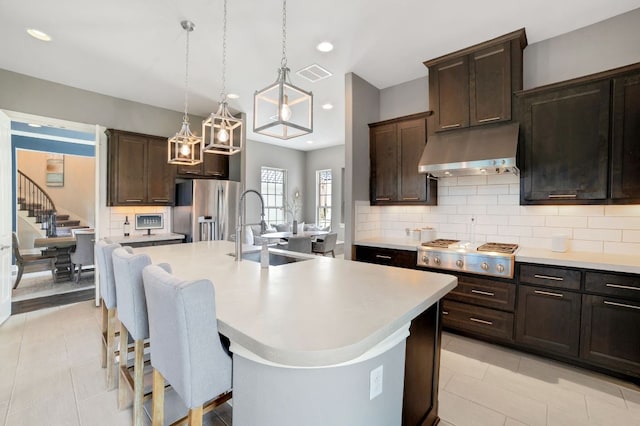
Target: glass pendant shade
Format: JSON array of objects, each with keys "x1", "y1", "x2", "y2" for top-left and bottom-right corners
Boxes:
[
  {"x1": 202, "y1": 100, "x2": 243, "y2": 155},
  {"x1": 254, "y1": 66, "x2": 313, "y2": 140},
  {"x1": 168, "y1": 121, "x2": 203, "y2": 164}
]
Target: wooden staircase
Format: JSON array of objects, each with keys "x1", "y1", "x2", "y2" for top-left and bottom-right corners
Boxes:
[{"x1": 17, "y1": 171, "x2": 87, "y2": 237}]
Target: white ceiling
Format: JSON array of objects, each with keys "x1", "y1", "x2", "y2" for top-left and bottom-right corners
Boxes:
[{"x1": 1, "y1": 0, "x2": 639, "y2": 151}]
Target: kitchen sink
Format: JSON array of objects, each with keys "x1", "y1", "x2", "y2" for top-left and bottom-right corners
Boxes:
[{"x1": 227, "y1": 251, "x2": 312, "y2": 266}]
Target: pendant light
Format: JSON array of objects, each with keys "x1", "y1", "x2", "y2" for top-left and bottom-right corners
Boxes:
[
  {"x1": 253, "y1": 0, "x2": 313, "y2": 140},
  {"x1": 202, "y1": 0, "x2": 243, "y2": 156},
  {"x1": 168, "y1": 20, "x2": 203, "y2": 165}
]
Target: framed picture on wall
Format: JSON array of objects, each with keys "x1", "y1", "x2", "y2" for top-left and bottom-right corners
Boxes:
[{"x1": 46, "y1": 154, "x2": 64, "y2": 187}]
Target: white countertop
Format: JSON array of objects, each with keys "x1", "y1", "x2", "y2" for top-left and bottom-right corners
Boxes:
[
  {"x1": 106, "y1": 233, "x2": 184, "y2": 244},
  {"x1": 355, "y1": 238, "x2": 640, "y2": 274},
  {"x1": 135, "y1": 240, "x2": 457, "y2": 367}
]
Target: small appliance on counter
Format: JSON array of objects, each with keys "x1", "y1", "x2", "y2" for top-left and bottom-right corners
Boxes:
[{"x1": 135, "y1": 213, "x2": 164, "y2": 235}]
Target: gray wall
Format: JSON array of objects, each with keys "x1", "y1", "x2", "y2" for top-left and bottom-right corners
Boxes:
[
  {"x1": 244, "y1": 139, "x2": 305, "y2": 224},
  {"x1": 304, "y1": 145, "x2": 345, "y2": 230},
  {"x1": 523, "y1": 8, "x2": 640, "y2": 89},
  {"x1": 379, "y1": 77, "x2": 429, "y2": 121},
  {"x1": 344, "y1": 73, "x2": 380, "y2": 259}
]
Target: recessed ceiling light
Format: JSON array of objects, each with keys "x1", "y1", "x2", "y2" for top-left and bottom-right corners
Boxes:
[
  {"x1": 26, "y1": 28, "x2": 51, "y2": 42},
  {"x1": 307, "y1": 140, "x2": 314, "y2": 144},
  {"x1": 28, "y1": 123, "x2": 42, "y2": 128},
  {"x1": 227, "y1": 93, "x2": 239, "y2": 99},
  {"x1": 316, "y1": 41, "x2": 334, "y2": 52},
  {"x1": 321, "y1": 103, "x2": 333, "y2": 110}
]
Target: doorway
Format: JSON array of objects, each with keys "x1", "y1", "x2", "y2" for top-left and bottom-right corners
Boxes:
[{"x1": 7, "y1": 113, "x2": 98, "y2": 313}]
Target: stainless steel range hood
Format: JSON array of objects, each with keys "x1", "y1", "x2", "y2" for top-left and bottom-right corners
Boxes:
[{"x1": 418, "y1": 122, "x2": 520, "y2": 177}]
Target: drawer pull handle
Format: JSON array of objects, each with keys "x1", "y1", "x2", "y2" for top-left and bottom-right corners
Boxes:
[
  {"x1": 125, "y1": 199, "x2": 143, "y2": 202},
  {"x1": 442, "y1": 311, "x2": 449, "y2": 315},
  {"x1": 534, "y1": 274, "x2": 564, "y2": 281},
  {"x1": 478, "y1": 116, "x2": 501, "y2": 123},
  {"x1": 469, "y1": 317, "x2": 493, "y2": 326},
  {"x1": 548, "y1": 194, "x2": 577, "y2": 199},
  {"x1": 604, "y1": 300, "x2": 640, "y2": 311},
  {"x1": 605, "y1": 283, "x2": 640, "y2": 292},
  {"x1": 534, "y1": 290, "x2": 564, "y2": 298},
  {"x1": 471, "y1": 289, "x2": 495, "y2": 297},
  {"x1": 152, "y1": 199, "x2": 169, "y2": 202},
  {"x1": 376, "y1": 197, "x2": 390, "y2": 201},
  {"x1": 375, "y1": 255, "x2": 392, "y2": 260},
  {"x1": 402, "y1": 197, "x2": 419, "y2": 200},
  {"x1": 441, "y1": 123, "x2": 461, "y2": 129}
]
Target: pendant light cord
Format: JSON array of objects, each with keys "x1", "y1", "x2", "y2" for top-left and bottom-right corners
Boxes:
[
  {"x1": 220, "y1": 0, "x2": 227, "y2": 101},
  {"x1": 280, "y1": 0, "x2": 287, "y2": 68},
  {"x1": 183, "y1": 22, "x2": 193, "y2": 124}
]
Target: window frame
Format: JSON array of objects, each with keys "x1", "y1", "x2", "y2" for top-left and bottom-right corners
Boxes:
[
  {"x1": 260, "y1": 166, "x2": 287, "y2": 226},
  {"x1": 316, "y1": 169, "x2": 332, "y2": 228}
]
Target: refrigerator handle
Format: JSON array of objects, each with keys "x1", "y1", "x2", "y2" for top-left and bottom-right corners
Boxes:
[{"x1": 217, "y1": 185, "x2": 224, "y2": 240}]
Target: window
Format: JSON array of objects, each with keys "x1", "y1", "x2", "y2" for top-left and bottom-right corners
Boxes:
[
  {"x1": 260, "y1": 167, "x2": 286, "y2": 225},
  {"x1": 316, "y1": 169, "x2": 332, "y2": 228}
]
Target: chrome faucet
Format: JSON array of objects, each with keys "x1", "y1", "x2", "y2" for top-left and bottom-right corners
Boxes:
[{"x1": 235, "y1": 189, "x2": 267, "y2": 261}]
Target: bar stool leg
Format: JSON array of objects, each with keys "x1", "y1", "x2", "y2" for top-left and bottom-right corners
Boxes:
[
  {"x1": 133, "y1": 339, "x2": 144, "y2": 426},
  {"x1": 101, "y1": 303, "x2": 108, "y2": 368},
  {"x1": 151, "y1": 369, "x2": 165, "y2": 426},
  {"x1": 105, "y1": 308, "x2": 117, "y2": 389},
  {"x1": 188, "y1": 406, "x2": 204, "y2": 426},
  {"x1": 118, "y1": 323, "x2": 129, "y2": 410}
]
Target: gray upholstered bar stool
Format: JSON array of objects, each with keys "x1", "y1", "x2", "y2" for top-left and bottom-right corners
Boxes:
[
  {"x1": 95, "y1": 240, "x2": 129, "y2": 389},
  {"x1": 142, "y1": 265, "x2": 232, "y2": 426},
  {"x1": 112, "y1": 247, "x2": 171, "y2": 426}
]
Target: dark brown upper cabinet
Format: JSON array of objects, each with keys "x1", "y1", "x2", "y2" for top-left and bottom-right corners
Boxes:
[
  {"x1": 176, "y1": 152, "x2": 229, "y2": 179},
  {"x1": 611, "y1": 72, "x2": 640, "y2": 202},
  {"x1": 106, "y1": 129, "x2": 176, "y2": 206},
  {"x1": 515, "y1": 62, "x2": 640, "y2": 205},
  {"x1": 369, "y1": 112, "x2": 437, "y2": 205},
  {"x1": 424, "y1": 29, "x2": 526, "y2": 133}
]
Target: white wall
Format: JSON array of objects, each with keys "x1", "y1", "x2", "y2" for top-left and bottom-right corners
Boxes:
[
  {"x1": 305, "y1": 145, "x2": 345, "y2": 231},
  {"x1": 353, "y1": 8, "x2": 640, "y2": 255}
]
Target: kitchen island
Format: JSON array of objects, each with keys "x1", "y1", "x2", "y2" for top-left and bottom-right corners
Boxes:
[{"x1": 134, "y1": 240, "x2": 457, "y2": 426}]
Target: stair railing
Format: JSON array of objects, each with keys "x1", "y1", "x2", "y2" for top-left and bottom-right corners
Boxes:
[{"x1": 17, "y1": 170, "x2": 58, "y2": 237}]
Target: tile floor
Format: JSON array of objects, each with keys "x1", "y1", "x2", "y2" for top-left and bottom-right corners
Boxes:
[{"x1": 1, "y1": 300, "x2": 639, "y2": 426}]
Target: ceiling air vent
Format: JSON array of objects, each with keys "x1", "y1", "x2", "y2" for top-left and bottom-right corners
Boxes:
[{"x1": 296, "y1": 64, "x2": 332, "y2": 83}]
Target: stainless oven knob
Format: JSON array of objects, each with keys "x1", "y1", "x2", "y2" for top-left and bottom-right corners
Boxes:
[
  {"x1": 496, "y1": 264, "x2": 505, "y2": 273},
  {"x1": 422, "y1": 255, "x2": 429, "y2": 264},
  {"x1": 481, "y1": 262, "x2": 489, "y2": 271},
  {"x1": 456, "y1": 259, "x2": 464, "y2": 268},
  {"x1": 434, "y1": 257, "x2": 441, "y2": 265}
]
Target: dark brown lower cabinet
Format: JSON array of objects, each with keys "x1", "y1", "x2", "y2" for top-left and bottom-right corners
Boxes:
[
  {"x1": 580, "y1": 294, "x2": 640, "y2": 376},
  {"x1": 403, "y1": 302, "x2": 441, "y2": 426},
  {"x1": 442, "y1": 300, "x2": 514, "y2": 341},
  {"x1": 515, "y1": 284, "x2": 581, "y2": 357},
  {"x1": 354, "y1": 245, "x2": 417, "y2": 269}
]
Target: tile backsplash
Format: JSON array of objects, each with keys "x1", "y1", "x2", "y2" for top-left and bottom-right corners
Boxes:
[
  {"x1": 105, "y1": 206, "x2": 172, "y2": 237},
  {"x1": 356, "y1": 174, "x2": 640, "y2": 255}
]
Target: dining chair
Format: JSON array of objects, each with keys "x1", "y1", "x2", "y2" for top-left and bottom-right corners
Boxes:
[
  {"x1": 112, "y1": 247, "x2": 171, "y2": 426},
  {"x1": 312, "y1": 232, "x2": 338, "y2": 258},
  {"x1": 11, "y1": 232, "x2": 57, "y2": 289},
  {"x1": 142, "y1": 264, "x2": 232, "y2": 426},
  {"x1": 69, "y1": 231, "x2": 95, "y2": 282},
  {"x1": 95, "y1": 240, "x2": 130, "y2": 389},
  {"x1": 285, "y1": 236, "x2": 312, "y2": 254}
]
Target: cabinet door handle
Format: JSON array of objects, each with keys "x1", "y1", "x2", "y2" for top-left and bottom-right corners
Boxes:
[
  {"x1": 478, "y1": 116, "x2": 501, "y2": 123},
  {"x1": 441, "y1": 123, "x2": 461, "y2": 129},
  {"x1": 442, "y1": 311, "x2": 449, "y2": 315},
  {"x1": 534, "y1": 274, "x2": 564, "y2": 281},
  {"x1": 152, "y1": 199, "x2": 169, "y2": 202},
  {"x1": 402, "y1": 197, "x2": 419, "y2": 200},
  {"x1": 469, "y1": 317, "x2": 493, "y2": 325},
  {"x1": 604, "y1": 300, "x2": 640, "y2": 311},
  {"x1": 471, "y1": 289, "x2": 495, "y2": 297},
  {"x1": 375, "y1": 254, "x2": 392, "y2": 260},
  {"x1": 605, "y1": 283, "x2": 640, "y2": 292},
  {"x1": 125, "y1": 199, "x2": 143, "y2": 202},
  {"x1": 183, "y1": 171, "x2": 198, "y2": 175},
  {"x1": 548, "y1": 194, "x2": 577, "y2": 199},
  {"x1": 375, "y1": 197, "x2": 390, "y2": 201},
  {"x1": 534, "y1": 290, "x2": 564, "y2": 298}
]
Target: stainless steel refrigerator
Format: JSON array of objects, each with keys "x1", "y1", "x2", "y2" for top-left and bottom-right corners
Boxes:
[{"x1": 173, "y1": 180, "x2": 242, "y2": 243}]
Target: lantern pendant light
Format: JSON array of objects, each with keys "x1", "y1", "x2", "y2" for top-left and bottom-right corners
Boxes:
[
  {"x1": 253, "y1": 0, "x2": 313, "y2": 140},
  {"x1": 202, "y1": 0, "x2": 243, "y2": 155},
  {"x1": 168, "y1": 20, "x2": 203, "y2": 165}
]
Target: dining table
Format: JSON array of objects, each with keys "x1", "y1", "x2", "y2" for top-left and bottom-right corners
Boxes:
[{"x1": 33, "y1": 236, "x2": 78, "y2": 280}]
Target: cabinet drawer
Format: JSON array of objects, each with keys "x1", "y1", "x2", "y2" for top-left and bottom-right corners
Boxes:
[
  {"x1": 519, "y1": 264, "x2": 581, "y2": 290},
  {"x1": 446, "y1": 275, "x2": 516, "y2": 312},
  {"x1": 354, "y1": 245, "x2": 417, "y2": 269},
  {"x1": 442, "y1": 300, "x2": 514, "y2": 341},
  {"x1": 585, "y1": 271, "x2": 640, "y2": 302}
]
